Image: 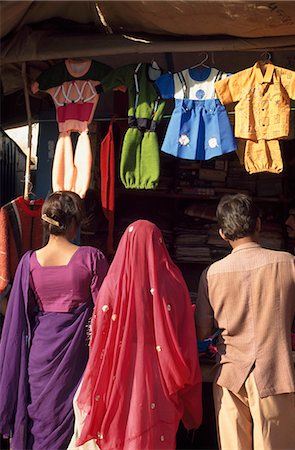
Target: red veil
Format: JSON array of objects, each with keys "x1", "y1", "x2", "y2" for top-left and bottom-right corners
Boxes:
[{"x1": 77, "y1": 220, "x2": 202, "y2": 449}]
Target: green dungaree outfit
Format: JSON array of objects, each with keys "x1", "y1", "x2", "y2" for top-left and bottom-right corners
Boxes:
[{"x1": 102, "y1": 63, "x2": 166, "y2": 189}]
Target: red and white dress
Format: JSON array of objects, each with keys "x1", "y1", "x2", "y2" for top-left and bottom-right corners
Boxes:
[{"x1": 32, "y1": 59, "x2": 111, "y2": 133}]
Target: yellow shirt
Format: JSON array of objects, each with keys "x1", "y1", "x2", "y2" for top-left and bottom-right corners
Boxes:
[{"x1": 215, "y1": 61, "x2": 295, "y2": 141}]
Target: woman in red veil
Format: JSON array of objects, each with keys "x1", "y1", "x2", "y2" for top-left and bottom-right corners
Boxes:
[{"x1": 68, "y1": 220, "x2": 202, "y2": 450}]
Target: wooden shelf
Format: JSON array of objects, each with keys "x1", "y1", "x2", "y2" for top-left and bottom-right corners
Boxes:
[{"x1": 116, "y1": 188, "x2": 283, "y2": 202}]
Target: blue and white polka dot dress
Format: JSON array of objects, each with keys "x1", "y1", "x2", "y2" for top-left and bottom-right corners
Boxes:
[{"x1": 155, "y1": 67, "x2": 236, "y2": 160}]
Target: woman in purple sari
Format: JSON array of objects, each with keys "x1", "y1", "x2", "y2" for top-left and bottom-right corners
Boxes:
[{"x1": 0, "y1": 191, "x2": 109, "y2": 450}]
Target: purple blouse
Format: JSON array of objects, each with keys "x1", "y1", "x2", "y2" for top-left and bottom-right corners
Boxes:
[{"x1": 29, "y1": 246, "x2": 109, "y2": 312}]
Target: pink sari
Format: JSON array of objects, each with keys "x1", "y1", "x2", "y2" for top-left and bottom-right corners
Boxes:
[{"x1": 76, "y1": 220, "x2": 202, "y2": 449}]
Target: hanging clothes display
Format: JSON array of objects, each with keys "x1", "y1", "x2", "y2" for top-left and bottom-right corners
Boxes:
[
  {"x1": 214, "y1": 60, "x2": 295, "y2": 174},
  {"x1": 0, "y1": 197, "x2": 44, "y2": 294},
  {"x1": 31, "y1": 59, "x2": 112, "y2": 198},
  {"x1": 101, "y1": 62, "x2": 166, "y2": 189},
  {"x1": 154, "y1": 66, "x2": 236, "y2": 160}
]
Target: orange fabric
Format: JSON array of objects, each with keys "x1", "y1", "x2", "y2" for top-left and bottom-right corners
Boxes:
[
  {"x1": 215, "y1": 61, "x2": 295, "y2": 141},
  {"x1": 100, "y1": 121, "x2": 115, "y2": 255},
  {"x1": 215, "y1": 61, "x2": 295, "y2": 174},
  {"x1": 236, "y1": 139, "x2": 283, "y2": 174}
]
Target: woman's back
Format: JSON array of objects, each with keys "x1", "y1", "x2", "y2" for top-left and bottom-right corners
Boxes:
[
  {"x1": 30, "y1": 246, "x2": 107, "y2": 312},
  {"x1": 73, "y1": 220, "x2": 202, "y2": 450},
  {"x1": 0, "y1": 191, "x2": 109, "y2": 450}
]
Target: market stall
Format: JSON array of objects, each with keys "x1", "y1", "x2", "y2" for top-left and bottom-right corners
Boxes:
[{"x1": 1, "y1": 2, "x2": 295, "y2": 449}]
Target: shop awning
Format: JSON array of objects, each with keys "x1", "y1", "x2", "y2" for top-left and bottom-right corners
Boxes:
[
  {"x1": 1, "y1": 1, "x2": 295, "y2": 126},
  {"x1": 2, "y1": 1, "x2": 295, "y2": 41}
]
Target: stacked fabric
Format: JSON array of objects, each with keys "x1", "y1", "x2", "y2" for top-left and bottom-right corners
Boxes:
[{"x1": 173, "y1": 216, "x2": 210, "y2": 263}]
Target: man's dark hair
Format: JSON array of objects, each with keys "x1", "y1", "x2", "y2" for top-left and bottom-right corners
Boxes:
[{"x1": 216, "y1": 193, "x2": 260, "y2": 241}]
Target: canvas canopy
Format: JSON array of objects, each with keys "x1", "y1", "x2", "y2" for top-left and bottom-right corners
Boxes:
[
  {"x1": 2, "y1": 1, "x2": 295, "y2": 41},
  {"x1": 1, "y1": 1, "x2": 295, "y2": 126}
]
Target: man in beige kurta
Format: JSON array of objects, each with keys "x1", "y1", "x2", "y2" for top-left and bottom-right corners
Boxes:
[{"x1": 196, "y1": 193, "x2": 295, "y2": 450}]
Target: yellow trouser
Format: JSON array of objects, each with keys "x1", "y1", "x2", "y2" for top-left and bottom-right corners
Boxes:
[
  {"x1": 236, "y1": 139, "x2": 283, "y2": 174},
  {"x1": 213, "y1": 371, "x2": 295, "y2": 450}
]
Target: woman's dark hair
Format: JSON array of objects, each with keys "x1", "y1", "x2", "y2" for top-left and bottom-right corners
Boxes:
[
  {"x1": 42, "y1": 191, "x2": 84, "y2": 238},
  {"x1": 216, "y1": 193, "x2": 260, "y2": 241}
]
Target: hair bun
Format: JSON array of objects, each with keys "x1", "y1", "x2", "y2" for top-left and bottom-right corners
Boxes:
[{"x1": 42, "y1": 190, "x2": 84, "y2": 237}]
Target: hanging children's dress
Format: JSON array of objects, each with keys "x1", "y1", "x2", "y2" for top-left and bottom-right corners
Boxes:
[
  {"x1": 155, "y1": 67, "x2": 236, "y2": 160},
  {"x1": 31, "y1": 59, "x2": 111, "y2": 198}
]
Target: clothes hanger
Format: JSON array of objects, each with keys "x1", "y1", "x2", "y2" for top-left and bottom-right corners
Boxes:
[
  {"x1": 68, "y1": 57, "x2": 89, "y2": 63},
  {"x1": 23, "y1": 179, "x2": 40, "y2": 205},
  {"x1": 190, "y1": 53, "x2": 210, "y2": 69},
  {"x1": 150, "y1": 59, "x2": 160, "y2": 70},
  {"x1": 148, "y1": 59, "x2": 162, "y2": 81},
  {"x1": 258, "y1": 52, "x2": 272, "y2": 76},
  {"x1": 259, "y1": 51, "x2": 272, "y2": 64}
]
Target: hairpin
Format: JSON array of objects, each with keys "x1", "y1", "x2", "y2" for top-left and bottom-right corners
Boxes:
[{"x1": 41, "y1": 214, "x2": 60, "y2": 227}]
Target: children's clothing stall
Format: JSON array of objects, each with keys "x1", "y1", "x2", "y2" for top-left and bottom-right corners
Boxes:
[{"x1": 1, "y1": 2, "x2": 295, "y2": 449}]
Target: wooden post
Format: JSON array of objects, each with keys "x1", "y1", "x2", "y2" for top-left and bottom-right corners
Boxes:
[{"x1": 21, "y1": 62, "x2": 33, "y2": 200}]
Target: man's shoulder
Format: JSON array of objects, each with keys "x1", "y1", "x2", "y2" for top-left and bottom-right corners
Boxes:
[
  {"x1": 260, "y1": 247, "x2": 295, "y2": 262},
  {"x1": 207, "y1": 246, "x2": 294, "y2": 277},
  {"x1": 207, "y1": 253, "x2": 233, "y2": 275}
]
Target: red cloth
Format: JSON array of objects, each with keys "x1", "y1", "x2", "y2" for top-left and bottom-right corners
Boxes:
[
  {"x1": 0, "y1": 197, "x2": 44, "y2": 293},
  {"x1": 57, "y1": 102, "x2": 93, "y2": 123},
  {"x1": 77, "y1": 220, "x2": 202, "y2": 449},
  {"x1": 100, "y1": 120, "x2": 115, "y2": 255}
]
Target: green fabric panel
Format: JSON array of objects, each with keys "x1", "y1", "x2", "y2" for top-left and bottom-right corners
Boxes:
[
  {"x1": 120, "y1": 128, "x2": 160, "y2": 189},
  {"x1": 102, "y1": 63, "x2": 165, "y2": 121},
  {"x1": 120, "y1": 128, "x2": 142, "y2": 189},
  {"x1": 37, "y1": 60, "x2": 112, "y2": 90},
  {"x1": 139, "y1": 132, "x2": 160, "y2": 189},
  {"x1": 101, "y1": 63, "x2": 134, "y2": 93}
]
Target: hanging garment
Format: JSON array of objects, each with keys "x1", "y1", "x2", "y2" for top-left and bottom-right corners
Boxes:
[
  {"x1": 31, "y1": 59, "x2": 112, "y2": 197},
  {"x1": 236, "y1": 139, "x2": 283, "y2": 174},
  {"x1": 101, "y1": 63, "x2": 166, "y2": 189},
  {"x1": 0, "y1": 197, "x2": 44, "y2": 294},
  {"x1": 0, "y1": 247, "x2": 109, "y2": 450},
  {"x1": 71, "y1": 220, "x2": 202, "y2": 450},
  {"x1": 32, "y1": 59, "x2": 111, "y2": 133},
  {"x1": 155, "y1": 67, "x2": 236, "y2": 160},
  {"x1": 215, "y1": 61, "x2": 295, "y2": 174},
  {"x1": 100, "y1": 120, "x2": 115, "y2": 255}
]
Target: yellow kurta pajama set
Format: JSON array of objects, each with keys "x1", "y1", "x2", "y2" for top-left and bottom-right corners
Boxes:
[{"x1": 215, "y1": 61, "x2": 295, "y2": 174}]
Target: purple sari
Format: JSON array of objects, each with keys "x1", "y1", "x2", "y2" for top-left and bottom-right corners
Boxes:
[
  {"x1": 0, "y1": 250, "x2": 105, "y2": 449},
  {"x1": 0, "y1": 252, "x2": 31, "y2": 449}
]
